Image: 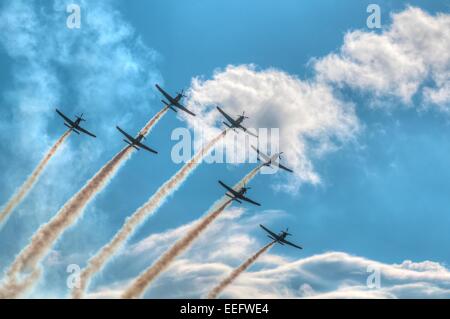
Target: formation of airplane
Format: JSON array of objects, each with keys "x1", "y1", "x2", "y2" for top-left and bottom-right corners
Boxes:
[
  {"x1": 155, "y1": 84, "x2": 196, "y2": 117},
  {"x1": 218, "y1": 180, "x2": 261, "y2": 206},
  {"x1": 116, "y1": 126, "x2": 158, "y2": 154},
  {"x1": 56, "y1": 89, "x2": 301, "y2": 256},
  {"x1": 252, "y1": 146, "x2": 293, "y2": 173},
  {"x1": 56, "y1": 109, "x2": 96, "y2": 138},
  {"x1": 216, "y1": 106, "x2": 258, "y2": 137},
  {"x1": 260, "y1": 224, "x2": 302, "y2": 250}
]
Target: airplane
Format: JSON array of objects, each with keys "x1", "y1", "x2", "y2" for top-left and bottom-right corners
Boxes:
[
  {"x1": 218, "y1": 180, "x2": 261, "y2": 206},
  {"x1": 155, "y1": 84, "x2": 196, "y2": 117},
  {"x1": 251, "y1": 145, "x2": 293, "y2": 173},
  {"x1": 55, "y1": 108, "x2": 96, "y2": 138},
  {"x1": 260, "y1": 224, "x2": 302, "y2": 250},
  {"x1": 216, "y1": 106, "x2": 258, "y2": 137},
  {"x1": 116, "y1": 126, "x2": 158, "y2": 154}
]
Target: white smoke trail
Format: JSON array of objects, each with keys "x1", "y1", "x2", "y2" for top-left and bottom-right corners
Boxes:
[
  {"x1": 0, "y1": 109, "x2": 167, "y2": 298},
  {"x1": 72, "y1": 130, "x2": 227, "y2": 299},
  {"x1": 0, "y1": 267, "x2": 42, "y2": 299},
  {"x1": 207, "y1": 241, "x2": 275, "y2": 299},
  {"x1": 140, "y1": 106, "x2": 169, "y2": 136},
  {"x1": 0, "y1": 130, "x2": 71, "y2": 225},
  {"x1": 121, "y1": 165, "x2": 262, "y2": 299}
]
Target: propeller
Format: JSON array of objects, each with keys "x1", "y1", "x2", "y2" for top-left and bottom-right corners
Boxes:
[
  {"x1": 177, "y1": 89, "x2": 187, "y2": 98},
  {"x1": 78, "y1": 113, "x2": 86, "y2": 122},
  {"x1": 238, "y1": 111, "x2": 249, "y2": 119},
  {"x1": 284, "y1": 228, "x2": 292, "y2": 236}
]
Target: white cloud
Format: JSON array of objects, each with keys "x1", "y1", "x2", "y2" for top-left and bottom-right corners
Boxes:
[
  {"x1": 184, "y1": 64, "x2": 360, "y2": 192},
  {"x1": 314, "y1": 7, "x2": 450, "y2": 108},
  {"x1": 85, "y1": 208, "x2": 450, "y2": 299}
]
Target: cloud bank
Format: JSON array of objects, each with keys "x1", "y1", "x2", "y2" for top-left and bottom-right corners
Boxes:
[
  {"x1": 183, "y1": 7, "x2": 450, "y2": 193},
  {"x1": 85, "y1": 209, "x2": 450, "y2": 299},
  {"x1": 314, "y1": 7, "x2": 450, "y2": 109},
  {"x1": 185, "y1": 65, "x2": 360, "y2": 191}
]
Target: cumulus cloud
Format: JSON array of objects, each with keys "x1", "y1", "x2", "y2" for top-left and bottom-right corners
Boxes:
[
  {"x1": 314, "y1": 7, "x2": 450, "y2": 108},
  {"x1": 85, "y1": 208, "x2": 450, "y2": 299},
  {"x1": 181, "y1": 7, "x2": 450, "y2": 192},
  {"x1": 184, "y1": 65, "x2": 360, "y2": 191}
]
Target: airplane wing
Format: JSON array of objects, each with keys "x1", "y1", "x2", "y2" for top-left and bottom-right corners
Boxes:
[
  {"x1": 218, "y1": 181, "x2": 237, "y2": 196},
  {"x1": 56, "y1": 109, "x2": 75, "y2": 126},
  {"x1": 155, "y1": 84, "x2": 174, "y2": 102},
  {"x1": 278, "y1": 163, "x2": 293, "y2": 173},
  {"x1": 174, "y1": 101, "x2": 196, "y2": 116},
  {"x1": 216, "y1": 106, "x2": 235, "y2": 125},
  {"x1": 136, "y1": 141, "x2": 158, "y2": 154},
  {"x1": 259, "y1": 224, "x2": 279, "y2": 238},
  {"x1": 155, "y1": 84, "x2": 196, "y2": 116},
  {"x1": 280, "y1": 238, "x2": 303, "y2": 250},
  {"x1": 116, "y1": 126, "x2": 135, "y2": 142},
  {"x1": 240, "y1": 194, "x2": 261, "y2": 206},
  {"x1": 251, "y1": 145, "x2": 271, "y2": 162},
  {"x1": 76, "y1": 125, "x2": 96, "y2": 138}
]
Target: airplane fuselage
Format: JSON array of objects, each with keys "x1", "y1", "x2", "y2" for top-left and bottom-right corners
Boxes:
[
  {"x1": 228, "y1": 116, "x2": 245, "y2": 129},
  {"x1": 65, "y1": 117, "x2": 82, "y2": 129},
  {"x1": 269, "y1": 232, "x2": 288, "y2": 242},
  {"x1": 237, "y1": 187, "x2": 247, "y2": 197},
  {"x1": 126, "y1": 134, "x2": 145, "y2": 147},
  {"x1": 135, "y1": 134, "x2": 144, "y2": 143},
  {"x1": 226, "y1": 187, "x2": 247, "y2": 202},
  {"x1": 264, "y1": 153, "x2": 281, "y2": 167},
  {"x1": 166, "y1": 94, "x2": 182, "y2": 105},
  {"x1": 74, "y1": 118, "x2": 81, "y2": 127},
  {"x1": 235, "y1": 116, "x2": 244, "y2": 125}
]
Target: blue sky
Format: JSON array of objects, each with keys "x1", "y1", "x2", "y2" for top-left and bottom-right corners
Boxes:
[{"x1": 1, "y1": 0, "x2": 450, "y2": 298}]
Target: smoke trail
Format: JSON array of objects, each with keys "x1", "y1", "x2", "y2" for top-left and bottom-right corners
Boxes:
[
  {"x1": 207, "y1": 241, "x2": 275, "y2": 299},
  {"x1": 140, "y1": 106, "x2": 168, "y2": 136},
  {"x1": 3, "y1": 147, "x2": 133, "y2": 284},
  {"x1": 121, "y1": 165, "x2": 262, "y2": 299},
  {"x1": 0, "y1": 130, "x2": 71, "y2": 225},
  {"x1": 0, "y1": 110, "x2": 167, "y2": 298},
  {"x1": 72, "y1": 130, "x2": 227, "y2": 299},
  {"x1": 0, "y1": 268, "x2": 42, "y2": 299}
]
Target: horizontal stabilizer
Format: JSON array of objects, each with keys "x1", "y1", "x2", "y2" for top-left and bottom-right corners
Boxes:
[
  {"x1": 225, "y1": 193, "x2": 234, "y2": 200},
  {"x1": 162, "y1": 100, "x2": 178, "y2": 113},
  {"x1": 123, "y1": 139, "x2": 139, "y2": 150}
]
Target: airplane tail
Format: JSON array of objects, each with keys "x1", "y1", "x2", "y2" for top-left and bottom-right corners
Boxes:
[
  {"x1": 162, "y1": 100, "x2": 178, "y2": 113},
  {"x1": 64, "y1": 123, "x2": 77, "y2": 133},
  {"x1": 225, "y1": 193, "x2": 234, "y2": 200},
  {"x1": 225, "y1": 193, "x2": 241, "y2": 203},
  {"x1": 123, "y1": 139, "x2": 139, "y2": 150}
]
